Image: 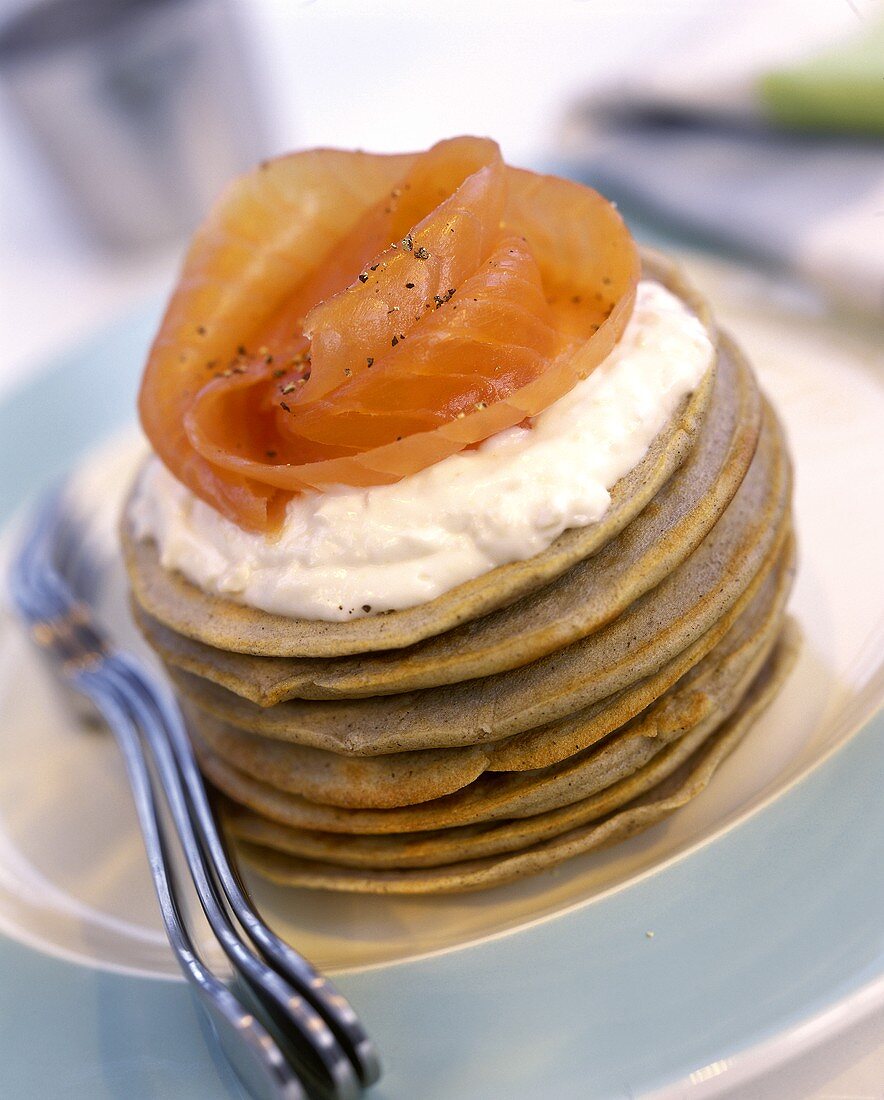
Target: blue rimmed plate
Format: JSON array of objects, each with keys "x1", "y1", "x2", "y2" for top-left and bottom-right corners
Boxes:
[{"x1": 0, "y1": 253, "x2": 881, "y2": 1098}]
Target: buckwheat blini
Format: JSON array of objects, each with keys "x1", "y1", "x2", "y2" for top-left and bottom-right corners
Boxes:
[{"x1": 124, "y1": 138, "x2": 798, "y2": 893}]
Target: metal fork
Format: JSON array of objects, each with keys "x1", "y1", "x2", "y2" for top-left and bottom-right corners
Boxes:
[{"x1": 8, "y1": 489, "x2": 381, "y2": 1100}]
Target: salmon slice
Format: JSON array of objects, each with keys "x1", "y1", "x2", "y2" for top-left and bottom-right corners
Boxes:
[
  {"x1": 189, "y1": 236, "x2": 561, "y2": 471},
  {"x1": 139, "y1": 137, "x2": 639, "y2": 531}
]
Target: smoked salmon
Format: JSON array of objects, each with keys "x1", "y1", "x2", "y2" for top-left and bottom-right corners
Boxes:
[{"x1": 139, "y1": 137, "x2": 639, "y2": 531}]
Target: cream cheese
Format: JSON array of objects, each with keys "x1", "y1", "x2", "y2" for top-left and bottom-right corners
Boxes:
[{"x1": 129, "y1": 280, "x2": 714, "y2": 621}]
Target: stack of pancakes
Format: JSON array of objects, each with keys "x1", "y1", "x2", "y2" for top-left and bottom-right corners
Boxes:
[{"x1": 122, "y1": 254, "x2": 798, "y2": 895}]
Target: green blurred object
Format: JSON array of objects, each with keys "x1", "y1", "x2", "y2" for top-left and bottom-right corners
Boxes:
[{"x1": 759, "y1": 18, "x2": 884, "y2": 134}]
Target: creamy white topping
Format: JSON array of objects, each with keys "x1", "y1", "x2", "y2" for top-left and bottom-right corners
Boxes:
[{"x1": 130, "y1": 281, "x2": 713, "y2": 621}]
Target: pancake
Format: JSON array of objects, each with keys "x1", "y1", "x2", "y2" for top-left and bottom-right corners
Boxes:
[
  {"x1": 491, "y1": 532, "x2": 795, "y2": 771},
  {"x1": 196, "y1": 588, "x2": 788, "y2": 833},
  {"x1": 186, "y1": 530, "x2": 793, "y2": 809},
  {"x1": 192, "y1": 542, "x2": 792, "y2": 838},
  {"x1": 170, "y1": 523, "x2": 794, "y2": 770},
  {"x1": 198, "y1": 585, "x2": 782, "y2": 823},
  {"x1": 133, "y1": 331, "x2": 758, "y2": 704},
  {"x1": 227, "y1": 618, "x2": 795, "y2": 871},
  {"x1": 122, "y1": 250, "x2": 716, "y2": 660},
  {"x1": 188, "y1": 718, "x2": 491, "y2": 810},
  {"x1": 232, "y1": 622, "x2": 800, "y2": 892}
]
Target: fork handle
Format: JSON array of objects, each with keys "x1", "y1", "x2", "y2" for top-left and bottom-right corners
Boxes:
[
  {"x1": 116, "y1": 655, "x2": 381, "y2": 1089},
  {"x1": 101, "y1": 661, "x2": 362, "y2": 1100},
  {"x1": 77, "y1": 671, "x2": 306, "y2": 1100}
]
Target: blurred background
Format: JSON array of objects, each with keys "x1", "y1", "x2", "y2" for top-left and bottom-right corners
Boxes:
[{"x1": 0, "y1": 0, "x2": 881, "y2": 404}]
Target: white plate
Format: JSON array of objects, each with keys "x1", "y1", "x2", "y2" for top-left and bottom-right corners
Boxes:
[{"x1": 0, "y1": 252, "x2": 881, "y2": 1097}]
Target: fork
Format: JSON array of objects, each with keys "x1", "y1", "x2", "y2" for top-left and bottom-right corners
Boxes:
[{"x1": 8, "y1": 489, "x2": 381, "y2": 1100}]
